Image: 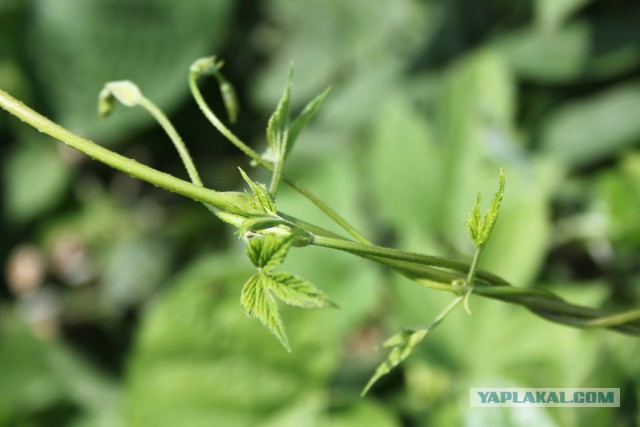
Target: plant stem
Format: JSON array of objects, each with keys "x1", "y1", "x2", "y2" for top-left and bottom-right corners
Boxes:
[
  {"x1": 461, "y1": 248, "x2": 482, "y2": 313},
  {"x1": 138, "y1": 96, "x2": 203, "y2": 186},
  {"x1": 465, "y1": 249, "x2": 481, "y2": 289},
  {"x1": 0, "y1": 89, "x2": 239, "y2": 215},
  {"x1": 311, "y1": 235, "x2": 508, "y2": 286},
  {"x1": 426, "y1": 295, "x2": 465, "y2": 330},
  {"x1": 269, "y1": 157, "x2": 283, "y2": 196}
]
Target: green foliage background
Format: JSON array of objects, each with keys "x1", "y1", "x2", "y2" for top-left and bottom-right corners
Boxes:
[{"x1": 1, "y1": 0, "x2": 639, "y2": 426}]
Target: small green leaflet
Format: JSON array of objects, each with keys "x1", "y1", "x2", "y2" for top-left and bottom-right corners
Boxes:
[
  {"x1": 466, "y1": 169, "x2": 505, "y2": 249},
  {"x1": 239, "y1": 168, "x2": 277, "y2": 214},
  {"x1": 362, "y1": 328, "x2": 428, "y2": 395},
  {"x1": 240, "y1": 274, "x2": 290, "y2": 351},
  {"x1": 265, "y1": 272, "x2": 339, "y2": 309},
  {"x1": 241, "y1": 231, "x2": 337, "y2": 351},
  {"x1": 246, "y1": 232, "x2": 299, "y2": 272}
]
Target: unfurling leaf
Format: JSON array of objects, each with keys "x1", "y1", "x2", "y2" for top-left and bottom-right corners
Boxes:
[
  {"x1": 285, "y1": 87, "x2": 331, "y2": 159},
  {"x1": 466, "y1": 169, "x2": 505, "y2": 249},
  {"x1": 239, "y1": 168, "x2": 277, "y2": 214},
  {"x1": 266, "y1": 65, "x2": 293, "y2": 155},
  {"x1": 265, "y1": 272, "x2": 339, "y2": 309},
  {"x1": 246, "y1": 231, "x2": 300, "y2": 272},
  {"x1": 240, "y1": 274, "x2": 290, "y2": 352},
  {"x1": 362, "y1": 328, "x2": 428, "y2": 395}
]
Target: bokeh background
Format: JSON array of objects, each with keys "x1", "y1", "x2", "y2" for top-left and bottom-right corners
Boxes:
[{"x1": 1, "y1": 0, "x2": 640, "y2": 426}]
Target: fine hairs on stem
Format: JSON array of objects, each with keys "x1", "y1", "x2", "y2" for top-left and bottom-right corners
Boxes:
[{"x1": 1, "y1": 55, "x2": 639, "y2": 394}]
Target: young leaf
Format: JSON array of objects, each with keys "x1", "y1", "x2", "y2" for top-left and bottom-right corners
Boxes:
[
  {"x1": 266, "y1": 65, "x2": 293, "y2": 156},
  {"x1": 466, "y1": 169, "x2": 506, "y2": 249},
  {"x1": 265, "y1": 271, "x2": 339, "y2": 309},
  {"x1": 239, "y1": 168, "x2": 277, "y2": 214},
  {"x1": 246, "y1": 232, "x2": 300, "y2": 273},
  {"x1": 285, "y1": 87, "x2": 331, "y2": 159},
  {"x1": 240, "y1": 274, "x2": 290, "y2": 352},
  {"x1": 362, "y1": 329, "x2": 428, "y2": 396}
]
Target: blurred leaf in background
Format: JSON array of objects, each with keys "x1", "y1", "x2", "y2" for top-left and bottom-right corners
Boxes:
[{"x1": 24, "y1": 0, "x2": 234, "y2": 141}]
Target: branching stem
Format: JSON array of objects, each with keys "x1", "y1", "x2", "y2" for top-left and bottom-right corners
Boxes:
[{"x1": 2, "y1": 87, "x2": 640, "y2": 337}]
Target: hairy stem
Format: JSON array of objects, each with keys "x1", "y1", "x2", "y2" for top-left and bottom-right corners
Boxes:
[{"x1": 0, "y1": 89, "x2": 239, "y2": 214}]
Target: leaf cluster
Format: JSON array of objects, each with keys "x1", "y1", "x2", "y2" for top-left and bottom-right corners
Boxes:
[{"x1": 240, "y1": 232, "x2": 337, "y2": 351}]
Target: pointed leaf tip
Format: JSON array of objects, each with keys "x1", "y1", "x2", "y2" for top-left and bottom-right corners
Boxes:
[
  {"x1": 240, "y1": 274, "x2": 291, "y2": 352},
  {"x1": 286, "y1": 86, "x2": 331, "y2": 158}
]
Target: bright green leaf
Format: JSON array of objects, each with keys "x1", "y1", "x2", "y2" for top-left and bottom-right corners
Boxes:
[
  {"x1": 285, "y1": 87, "x2": 331, "y2": 159},
  {"x1": 246, "y1": 232, "x2": 299, "y2": 273},
  {"x1": 239, "y1": 168, "x2": 277, "y2": 214},
  {"x1": 265, "y1": 272, "x2": 339, "y2": 309},
  {"x1": 240, "y1": 274, "x2": 290, "y2": 352}
]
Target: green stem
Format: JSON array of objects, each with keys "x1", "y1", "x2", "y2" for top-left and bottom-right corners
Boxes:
[
  {"x1": 269, "y1": 157, "x2": 284, "y2": 196},
  {"x1": 425, "y1": 295, "x2": 465, "y2": 330},
  {"x1": 465, "y1": 249, "x2": 482, "y2": 289},
  {"x1": 138, "y1": 96, "x2": 203, "y2": 187},
  {"x1": 0, "y1": 89, "x2": 239, "y2": 215},
  {"x1": 311, "y1": 235, "x2": 509, "y2": 286},
  {"x1": 461, "y1": 248, "x2": 482, "y2": 313}
]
